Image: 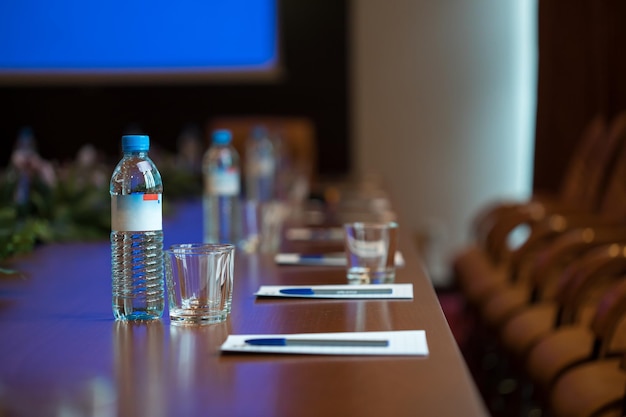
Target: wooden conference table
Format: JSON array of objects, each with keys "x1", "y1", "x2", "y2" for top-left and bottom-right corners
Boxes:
[{"x1": 0, "y1": 199, "x2": 488, "y2": 417}]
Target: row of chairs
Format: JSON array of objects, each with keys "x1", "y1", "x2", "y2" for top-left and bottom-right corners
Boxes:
[{"x1": 453, "y1": 111, "x2": 626, "y2": 417}]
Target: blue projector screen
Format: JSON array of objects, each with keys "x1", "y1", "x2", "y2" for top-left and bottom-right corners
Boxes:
[{"x1": 0, "y1": 0, "x2": 278, "y2": 82}]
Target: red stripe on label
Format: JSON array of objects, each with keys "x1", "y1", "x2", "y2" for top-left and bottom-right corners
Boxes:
[{"x1": 143, "y1": 194, "x2": 159, "y2": 201}]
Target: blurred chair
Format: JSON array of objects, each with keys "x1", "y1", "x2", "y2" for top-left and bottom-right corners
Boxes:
[
  {"x1": 549, "y1": 351, "x2": 626, "y2": 417},
  {"x1": 455, "y1": 111, "x2": 626, "y2": 315},
  {"x1": 478, "y1": 112, "x2": 626, "y2": 333},
  {"x1": 476, "y1": 119, "x2": 626, "y2": 391},
  {"x1": 526, "y1": 253, "x2": 626, "y2": 394},
  {"x1": 500, "y1": 244, "x2": 626, "y2": 362},
  {"x1": 482, "y1": 225, "x2": 626, "y2": 332},
  {"x1": 471, "y1": 114, "x2": 607, "y2": 253},
  {"x1": 453, "y1": 112, "x2": 626, "y2": 416},
  {"x1": 454, "y1": 112, "x2": 626, "y2": 309}
]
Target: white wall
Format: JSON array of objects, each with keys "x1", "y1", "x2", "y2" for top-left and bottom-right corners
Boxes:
[{"x1": 351, "y1": 0, "x2": 537, "y2": 286}]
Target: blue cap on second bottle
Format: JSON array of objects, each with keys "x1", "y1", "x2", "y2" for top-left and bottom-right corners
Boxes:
[
  {"x1": 212, "y1": 129, "x2": 232, "y2": 145},
  {"x1": 122, "y1": 135, "x2": 150, "y2": 152}
]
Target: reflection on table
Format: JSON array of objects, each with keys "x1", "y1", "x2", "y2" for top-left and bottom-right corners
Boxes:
[{"x1": 0, "y1": 187, "x2": 488, "y2": 416}]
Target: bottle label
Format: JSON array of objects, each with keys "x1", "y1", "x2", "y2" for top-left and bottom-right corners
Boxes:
[
  {"x1": 111, "y1": 194, "x2": 162, "y2": 231},
  {"x1": 208, "y1": 168, "x2": 240, "y2": 196},
  {"x1": 249, "y1": 157, "x2": 275, "y2": 176}
]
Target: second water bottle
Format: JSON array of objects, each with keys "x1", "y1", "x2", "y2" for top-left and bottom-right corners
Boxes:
[{"x1": 203, "y1": 129, "x2": 242, "y2": 244}]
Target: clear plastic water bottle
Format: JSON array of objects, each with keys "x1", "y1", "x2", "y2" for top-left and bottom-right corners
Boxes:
[
  {"x1": 245, "y1": 126, "x2": 276, "y2": 202},
  {"x1": 110, "y1": 134, "x2": 164, "y2": 321},
  {"x1": 11, "y1": 127, "x2": 37, "y2": 206},
  {"x1": 203, "y1": 129, "x2": 242, "y2": 244}
]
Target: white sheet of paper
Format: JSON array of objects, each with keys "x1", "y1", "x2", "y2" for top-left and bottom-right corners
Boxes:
[
  {"x1": 255, "y1": 283, "x2": 413, "y2": 299},
  {"x1": 220, "y1": 330, "x2": 428, "y2": 356},
  {"x1": 274, "y1": 251, "x2": 405, "y2": 267},
  {"x1": 285, "y1": 227, "x2": 345, "y2": 241}
]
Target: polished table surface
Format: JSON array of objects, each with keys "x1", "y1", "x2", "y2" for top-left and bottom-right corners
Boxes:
[{"x1": 0, "y1": 200, "x2": 488, "y2": 416}]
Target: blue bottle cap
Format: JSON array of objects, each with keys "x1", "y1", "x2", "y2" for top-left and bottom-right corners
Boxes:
[
  {"x1": 122, "y1": 135, "x2": 150, "y2": 152},
  {"x1": 212, "y1": 129, "x2": 232, "y2": 145}
]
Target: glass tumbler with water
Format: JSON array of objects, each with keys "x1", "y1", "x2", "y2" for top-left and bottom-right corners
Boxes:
[{"x1": 344, "y1": 222, "x2": 398, "y2": 284}]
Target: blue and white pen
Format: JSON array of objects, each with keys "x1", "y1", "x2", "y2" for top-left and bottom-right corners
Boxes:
[
  {"x1": 274, "y1": 253, "x2": 346, "y2": 266},
  {"x1": 279, "y1": 288, "x2": 393, "y2": 296},
  {"x1": 244, "y1": 338, "x2": 390, "y2": 347}
]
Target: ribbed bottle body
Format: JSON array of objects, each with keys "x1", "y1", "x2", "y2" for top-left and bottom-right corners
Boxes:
[
  {"x1": 110, "y1": 141, "x2": 164, "y2": 321},
  {"x1": 111, "y1": 230, "x2": 164, "y2": 320},
  {"x1": 202, "y1": 135, "x2": 242, "y2": 244}
]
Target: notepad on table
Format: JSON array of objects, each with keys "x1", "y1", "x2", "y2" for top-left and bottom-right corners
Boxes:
[
  {"x1": 274, "y1": 251, "x2": 405, "y2": 267},
  {"x1": 254, "y1": 283, "x2": 413, "y2": 299},
  {"x1": 285, "y1": 227, "x2": 345, "y2": 242},
  {"x1": 220, "y1": 330, "x2": 428, "y2": 356}
]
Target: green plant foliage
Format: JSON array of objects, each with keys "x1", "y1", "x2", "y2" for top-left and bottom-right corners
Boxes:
[
  {"x1": 0, "y1": 163, "x2": 110, "y2": 271},
  {"x1": 0, "y1": 207, "x2": 52, "y2": 274},
  {"x1": 0, "y1": 144, "x2": 202, "y2": 275}
]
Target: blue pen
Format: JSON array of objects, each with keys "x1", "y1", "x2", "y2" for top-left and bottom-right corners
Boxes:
[
  {"x1": 244, "y1": 338, "x2": 390, "y2": 347},
  {"x1": 275, "y1": 253, "x2": 346, "y2": 266},
  {"x1": 279, "y1": 288, "x2": 393, "y2": 296}
]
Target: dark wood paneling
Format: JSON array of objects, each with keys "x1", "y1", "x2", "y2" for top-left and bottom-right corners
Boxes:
[{"x1": 534, "y1": 0, "x2": 626, "y2": 193}]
